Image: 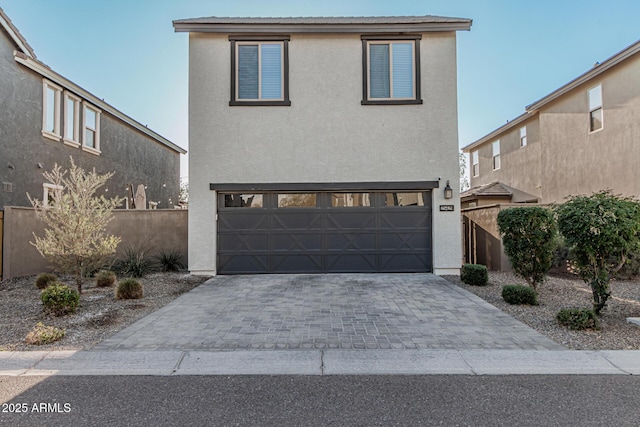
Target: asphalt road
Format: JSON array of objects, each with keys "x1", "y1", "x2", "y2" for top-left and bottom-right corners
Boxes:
[{"x1": 1, "y1": 375, "x2": 639, "y2": 426}]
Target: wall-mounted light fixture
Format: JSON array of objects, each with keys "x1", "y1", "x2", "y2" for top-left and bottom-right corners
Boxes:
[{"x1": 444, "y1": 180, "x2": 453, "y2": 199}]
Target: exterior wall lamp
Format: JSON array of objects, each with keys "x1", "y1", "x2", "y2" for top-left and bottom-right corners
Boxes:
[{"x1": 444, "y1": 180, "x2": 453, "y2": 199}]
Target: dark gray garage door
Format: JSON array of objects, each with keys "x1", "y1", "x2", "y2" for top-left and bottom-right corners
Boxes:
[{"x1": 217, "y1": 191, "x2": 432, "y2": 274}]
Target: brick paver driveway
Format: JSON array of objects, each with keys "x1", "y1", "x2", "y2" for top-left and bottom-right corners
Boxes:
[{"x1": 93, "y1": 274, "x2": 563, "y2": 351}]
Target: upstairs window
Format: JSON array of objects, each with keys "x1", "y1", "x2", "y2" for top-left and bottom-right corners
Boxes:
[
  {"x1": 64, "y1": 92, "x2": 81, "y2": 146},
  {"x1": 42, "y1": 80, "x2": 62, "y2": 140},
  {"x1": 83, "y1": 104, "x2": 101, "y2": 154},
  {"x1": 230, "y1": 37, "x2": 290, "y2": 106},
  {"x1": 588, "y1": 84, "x2": 603, "y2": 132},
  {"x1": 472, "y1": 151, "x2": 479, "y2": 177},
  {"x1": 362, "y1": 36, "x2": 422, "y2": 105},
  {"x1": 492, "y1": 140, "x2": 501, "y2": 170},
  {"x1": 520, "y1": 126, "x2": 527, "y2": 147}
]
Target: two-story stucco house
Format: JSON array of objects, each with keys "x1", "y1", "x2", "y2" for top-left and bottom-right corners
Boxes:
[
  {"x1": 461, "y1": 39, "x2": 640, "y2": 269},
  {"x1": 0, "y1": 7, "x2": 186, "y2": 211},
  {"x1": 174, "y1": 16, "x2": 472, "y2": 275}
]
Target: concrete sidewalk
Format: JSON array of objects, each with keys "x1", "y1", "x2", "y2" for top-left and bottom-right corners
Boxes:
[{"x1": 1, "y1": 350, "x2": 639, "y2": 376}]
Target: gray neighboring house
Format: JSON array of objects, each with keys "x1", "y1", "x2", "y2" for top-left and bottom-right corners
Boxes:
[
  {"x1": 174, "y1": 15, "x2": 471, "y2": 276},
  {"x1": 0, "y1": 7, "x2": 186, "y2": 211}
]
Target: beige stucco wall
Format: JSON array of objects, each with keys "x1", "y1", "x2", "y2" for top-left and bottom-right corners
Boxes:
[
  {"x1": 469, "y1": 116, "x2": 542, "y2": 199},
  {"x1": 540, "y1": 57, "x2": 640, "y2": 203},
  {"x1": 188, "y1": 31, "x2": 462, "y2": 275},
  {"x1": 2, "y1": 207, "x2": 187, "y2": 280}
]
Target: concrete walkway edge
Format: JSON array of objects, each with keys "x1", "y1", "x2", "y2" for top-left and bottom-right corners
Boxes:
[{"x1": 1, "y1": 350, "x2": 639, "y2": 376}]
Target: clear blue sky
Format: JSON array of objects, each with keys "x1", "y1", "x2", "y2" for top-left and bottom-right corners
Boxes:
[{"x1": 2, "y1": 0, "x2": 639, "y2": 179}]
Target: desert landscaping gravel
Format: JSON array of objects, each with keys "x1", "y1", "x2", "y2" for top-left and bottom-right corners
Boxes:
[{"x1": 1, "y1": 271, "x2": 638, "y2": 351}]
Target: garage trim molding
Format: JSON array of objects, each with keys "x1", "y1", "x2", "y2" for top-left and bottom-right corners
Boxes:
[{"x1": 210, "y1": 181, "x2": 440, "y2": 192}]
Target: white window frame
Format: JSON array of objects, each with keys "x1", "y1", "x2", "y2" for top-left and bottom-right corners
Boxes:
[
  {"x1": 63, "y1": 92, "x2": 81, "y2": 147},
  {"x1": 472, "y1": 150, "x2": 479, "y2": 177},
  {"x1": 588, "y1": 84, "x2": 603, "y2": 133},
  {"x1": 82, "y1": 103, "x2": 101, "y2": 155},
  {"x1": 519, "y1": 126, "x2": 527, "y2": 148},
  {"x1": 42, "y1": 80, "x2": 62, "y2": 141},
  {"x1": 42, "y1": 183, "x2": 64, "y2": 208},
  {"x1": 492, "y1": 140, "x2": 501, "y2": 171},
  {"x1": 234, "y1": 41, "x2": 285, "y2": 102}
]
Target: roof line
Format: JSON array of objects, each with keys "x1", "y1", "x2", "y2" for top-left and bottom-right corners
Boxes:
[
  {"x1": 0, "y1": 7, "x2": 36, "y2": 58},
  {"x1": 462, "y1": 111, "x2": 533, "y2": 152},
  {"x1": 14, "y1": 51, "x2": 186, "y2": 155},
  {"x1": 526, "y1": 39, "x2": 640, "y2": 111}
]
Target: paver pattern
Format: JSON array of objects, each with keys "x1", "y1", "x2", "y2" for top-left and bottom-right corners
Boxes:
[{"x1": 93, "y1": 274, "x2": 563, "y2": 351}]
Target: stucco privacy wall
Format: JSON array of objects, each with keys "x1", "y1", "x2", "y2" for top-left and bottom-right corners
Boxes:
[
  {"x1": 188, "y1": 31, "x2": 462, "y2": 275},
  {"x1": 1, "y1": 207, "x2": 187, "y2": 280}
]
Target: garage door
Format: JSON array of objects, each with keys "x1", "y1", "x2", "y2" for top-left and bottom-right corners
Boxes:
[{"x1": 217, "y1": 190, "x2": 432, "y2": 274}]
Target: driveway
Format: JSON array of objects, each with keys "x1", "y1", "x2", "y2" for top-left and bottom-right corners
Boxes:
[{"x1": 93, "y1": 274, "x2": 563, "y2": 351}]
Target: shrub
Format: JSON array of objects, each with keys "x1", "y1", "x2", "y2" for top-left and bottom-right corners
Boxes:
[
  {"x1": 25, "y1": 322, "x2": 65, "y2": 345},
  {"x1": 497, "y1": 207, "x2": 557, "y2": 290},
  {"x1": 555, "y1": 191, "x2": 640, "y2": 314},
  {"x1": 95, "y1": 270, "x2": 116, "y2": 287},
  {"x1": 502, "y1": 285, "x2": 538, "y2": 305},
  {"x1": 35, "y1": 273, "x2": 58, "y2": 290},
  {"x1": 116, "y1": 278, "x2": 143, "y2": 300},
  {"x1": 556, "y1": 308, "x2": 600, "y2": 330},
  {"x1": 156, "y1": 248, "x2": 186, "y2": 272},
  {"x1": 41, "y1": 283, "x2": 79, "y2": 316},
  {"x1": 461, "y1": 264, "x2": 488, "y2": 286},
  {"x1": 115, "y1": 245, "x2": 156, "y2": 278}
]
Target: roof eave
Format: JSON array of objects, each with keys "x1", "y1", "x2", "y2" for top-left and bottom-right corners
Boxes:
[
  {"x1": 462, "y1": 111, "x2": 533, "y2": 152},
  {"x1": 14, "y1": 52, "x2": 186, "y2": 155},
  {"x1": 173, "y1": 21, "x2": 472, "y2": 34},
  {"x1": 0, "y1": 7, "x2": 36, "y2": 58}
]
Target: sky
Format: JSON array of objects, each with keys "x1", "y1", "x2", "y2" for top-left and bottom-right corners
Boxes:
[{"x1": 2, "y1": 0, "x2": 639, "y2": 180}]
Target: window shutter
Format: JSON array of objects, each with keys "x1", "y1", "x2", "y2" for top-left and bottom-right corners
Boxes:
[
  {"x1": 369, "y1": 44, "x2": 390, "y2": 98},
  {"x1": 238, "y1": 45, "x2": 259, "y2": 99},
  {"x1": 391, "y1": 43, "x2": 413, "y2": 98},
  {"x1": 260, "y1": 43, "x2": 282, "y2": 99}
]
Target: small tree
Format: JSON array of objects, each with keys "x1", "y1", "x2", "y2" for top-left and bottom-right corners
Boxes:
[
  {"x1": 459, "y1": 152, "x2": 470, "y2": 192},
  {"x1": 29, "y1": 158, "x2": 123, "y2": 293},
  {"x1": 555, "y1": 191, "x2": 640, "y2": 315},
  {"x1": 497, "y1": 207, "x2": 557, "y2": 290}
]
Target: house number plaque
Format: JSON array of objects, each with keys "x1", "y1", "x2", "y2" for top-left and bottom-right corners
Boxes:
[{"x1": 439, "y1": 205, "x2": 455, "y2": 212}]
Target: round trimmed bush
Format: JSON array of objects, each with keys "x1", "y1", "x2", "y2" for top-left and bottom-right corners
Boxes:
[
  {"x1": 41, "y1": 283, "x2": 79, "y2": 316},
  {"x1": 556, "y1": 308, "x2": 600, "y2": 330},
  {"x1": 461, "y1": 264, "x2": 488, "y2": 286},
  {"x1": 502, "y1": 284, "x2": 538, "y2": 305},
  {"x1": 116, "y1": 278, "x2": 143, "y2": 300},
  {"x1": 35, "y1": 273, "x2": 58, "y2": 290},
  {"x1": 95, "y1": 270, "x2": 116, "y2": 287}
]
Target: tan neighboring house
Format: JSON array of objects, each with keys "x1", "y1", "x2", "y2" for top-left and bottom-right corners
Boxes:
[{"x1": 461, "y1": 39, "x2": 640, "y2": 269}]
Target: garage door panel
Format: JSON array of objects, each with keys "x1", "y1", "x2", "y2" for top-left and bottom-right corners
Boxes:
[
  {"x1": 272, "y1": 213, "x2": 322, "y2": 230},
  {"x1": 326, "y1": 212, "x2": 376, "y2": 230},
  {"x1": 327, "y1": 254, "x2": 377, "y2": 271},
  {"x1": 219, "y1": 213, "x2": 269, "y2": 230},
  {"x1": 218, "y1": 255, "x2": 269, "y2": 274},
  {"x1": 379, "y1": 233, "x2": 430, "y2": 250},
  {"x1": 380, "y1": 211, "x2": 431, "y2": 229},
  {"x1": 271, "y1": 233, "x2": 323, "y2": 251},
  {"x1": 218, "y1": 233, "x2": 269, "y2": 251},
  {"x1": 380, "y1": 253, "x2": 430, "y2": 271},
  {"x1": 271, "y1": 254, "x2": 322, "y2": 272},
  {"x1": 326, "y1": 233, "x2": 377, "y2": 251}
]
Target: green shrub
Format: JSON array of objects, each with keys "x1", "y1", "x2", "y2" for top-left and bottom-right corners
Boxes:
[
  {"x1": 556, "y1": 308, "x2": 600, "y2": 330},
  {"x1": 156, "y1": 248, "x2": 186, "y2": 272},
  {"x1": 502, "y1": 284, "x2": 538, "y2": 305},
  {"x1": 115, "y1": 245, "x2": 156, "y2": 278},
  {"x1": 35, "y1": 273, "x2": 58, "y2": 290},
  {"x1": 460, "y1": 264, "x2": 488, "y2": 286},
  {"x1": 116, "y1": 278, "x2": 143, "y2": 300},
  {"x1": 25, "y1": 322, "x2": 65, "y2": 345},
  {"x1": 95, "y1": 270, "x2": 116, "y2": 287},
  {"x1": 497, "y1": 207, "x2": 557, "y2": 290},
  {"x1": 41, "y1": 283, "x2": 79, "y2": 316}
]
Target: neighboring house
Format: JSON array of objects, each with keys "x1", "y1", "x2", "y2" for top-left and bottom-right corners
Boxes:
[
  {"x1": 0, "y1": 7, "x2": 186, "y2": 211},
  {"x1": 174, "y1": 15, "x2": 472, "y2": 275},
  {"x1": 461, "y1": 39, "x2": 640, "y2": 269}
]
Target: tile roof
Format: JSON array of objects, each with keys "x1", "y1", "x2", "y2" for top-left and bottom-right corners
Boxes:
[
  {"x1": 0, "y1": 6, "x2": 36, "y2": 58},
  {"x1": 461, "y1": 181, "x2": 539, "y2": 203}
]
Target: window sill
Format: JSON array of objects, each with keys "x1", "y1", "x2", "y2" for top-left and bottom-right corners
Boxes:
[
  {"x1": 229, "y1": 100, "x2": 291, "y2": 107},
  {"x1": 361, "y1": 99, "x2": 423, "y2": 106},
  {"x1": 42, "y1": 131, "x2": 61, "y2": 142},
  {"x1": 63, "y1": 139, "x2": 81, "y2": 148},
  {"x1": 82, "y1": 145, "x2": 101, "y2": 156}
]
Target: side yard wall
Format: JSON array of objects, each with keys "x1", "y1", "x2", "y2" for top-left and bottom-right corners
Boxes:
[{"x1": 1, "y1": 207, "x2": 187, "y2": 280}]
